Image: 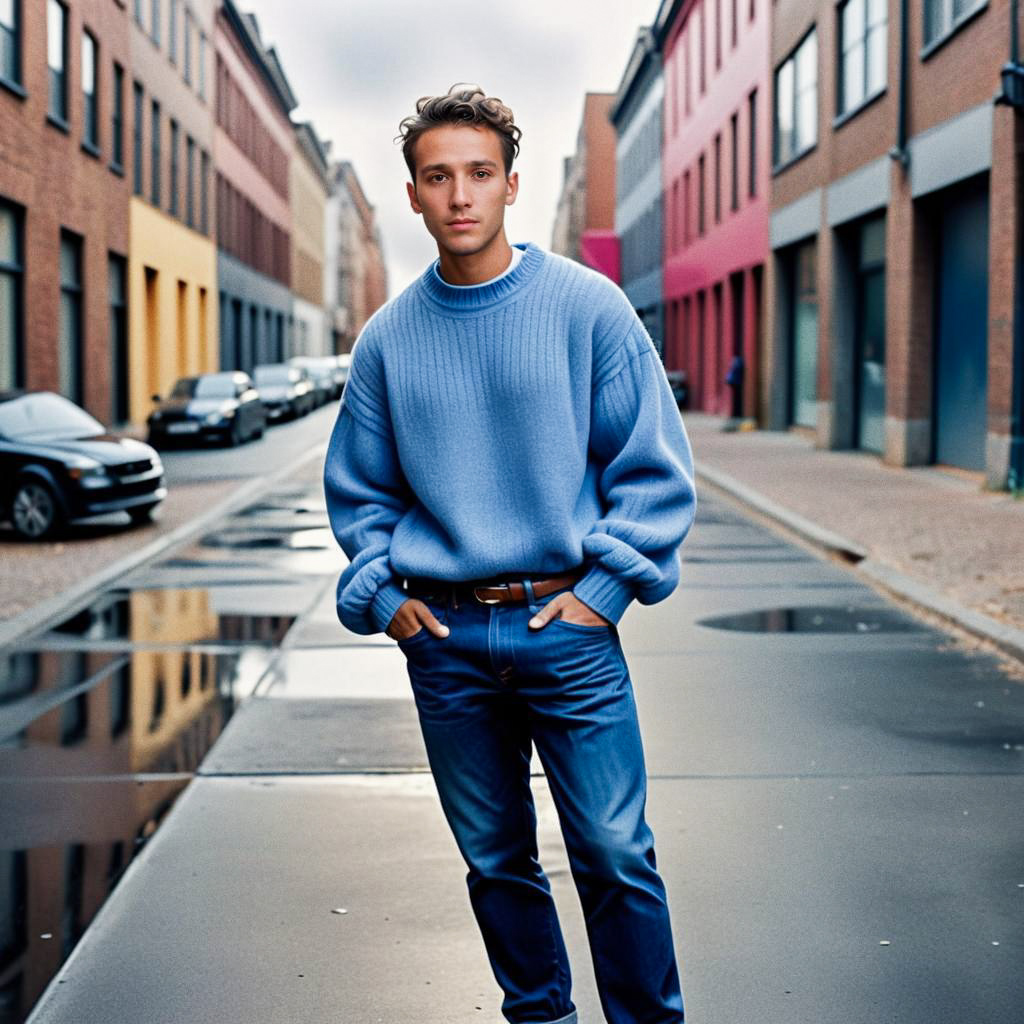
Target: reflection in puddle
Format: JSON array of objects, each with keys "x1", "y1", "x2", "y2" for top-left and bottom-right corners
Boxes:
[
  {"x1": 698, "y1": 605, "x2": 927, "y2": 633},
  {"x1": 44, "y1": 588, "x2": 298, "y2": 647},
  {"x1": 199, "y1": 527, "x2": 333, "y2": 551}
]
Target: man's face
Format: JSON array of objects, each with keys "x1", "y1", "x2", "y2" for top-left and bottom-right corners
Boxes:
[{"x1": 406, "y1": 123, "x2": 518, "y2": 257}]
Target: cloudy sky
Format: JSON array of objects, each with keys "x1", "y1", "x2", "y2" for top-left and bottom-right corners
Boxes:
[{"x1": 244, "y1": 0, "x2": 663, "y2": 296}]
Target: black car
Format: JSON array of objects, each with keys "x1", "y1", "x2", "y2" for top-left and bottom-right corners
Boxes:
[
  {"x1": 253, "y1": 364, "x2": 316, "y2": 421},
  {"x1": 0, "y1": 390, "x2": 166, "y2": 540},
  {"x1": 289, "y1": 356, "x2": 341, "y2": 404},
  {"x1": 147, "y1": 372, "x2": 266, "y2": 447}
]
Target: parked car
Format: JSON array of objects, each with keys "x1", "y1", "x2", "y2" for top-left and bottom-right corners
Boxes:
[
  {"x1": 0, "y1": 390, "x2": 166, "y2": 539},
  {"x1": 335, "y1": 354, "x2": 351, "y2": 394},
  {"x1": 253, "y1": 363, "x2": 316, "y2": 421},
  {"x1": 289, "y1": 355, "x2": 342, "y2": 403},
  {"x1": 665, "y1": 370, "x2": 688, "y2": 410},
  {"x1": 147, "y1": 372, "x2": 265, "y2": 447}
]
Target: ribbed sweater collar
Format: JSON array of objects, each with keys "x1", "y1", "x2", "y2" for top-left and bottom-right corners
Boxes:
[{"x1": 418, "y1": 241, "x2": 546, "y2": 314}]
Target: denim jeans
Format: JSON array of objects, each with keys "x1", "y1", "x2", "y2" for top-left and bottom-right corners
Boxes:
[{"x1": 397, "y1": 579, "x2": 686, "y2": 1024}]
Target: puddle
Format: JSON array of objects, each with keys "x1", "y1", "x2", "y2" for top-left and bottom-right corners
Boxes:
[
  {"x1": 683, "y1": 554, "x2": 814, "y2": 563},
  {"x1": 42, "y1": 588, "x2": 300, "y2": 647},
  {"x1": 199, "y1": 527, "x2": 333, "y2": 551},
  {"x1": 698, "y1": 605, "x2": 927, "y2": 633}
]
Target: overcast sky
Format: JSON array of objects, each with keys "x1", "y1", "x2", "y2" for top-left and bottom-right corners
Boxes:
[{"x1": 244, "y1": 0, "x2": 663, "y2": 296}]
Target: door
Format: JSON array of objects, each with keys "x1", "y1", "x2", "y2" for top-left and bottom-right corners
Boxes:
[
  {"x1": 934, "y1": 177, "x2": 989, "y2": 470},
  {"x1": 854, "y1": 216, "x2": 886, "y2": 454},
  {"x1": 791, "y1": 239, "x2": 818, "y2": 428}
]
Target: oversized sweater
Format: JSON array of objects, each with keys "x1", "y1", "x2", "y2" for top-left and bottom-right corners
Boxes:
[{"x1": 323, "y1": 240, "x2": 697, "y2": 636}]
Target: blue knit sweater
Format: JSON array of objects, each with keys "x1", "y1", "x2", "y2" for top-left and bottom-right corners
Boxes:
[{"x1": 323, "y1": 240, "x2": 697, "y2": 636}]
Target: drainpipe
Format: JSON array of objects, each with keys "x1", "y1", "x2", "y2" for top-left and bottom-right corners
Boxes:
[
  {"x1": 995, "y1": 0, "x2": 1024, "y2": 490},
  {"x1": 888, "y1": 0, "x2": 910, "y2": 169}
]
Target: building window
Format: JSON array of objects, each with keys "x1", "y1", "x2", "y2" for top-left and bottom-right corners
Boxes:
[
  {"x1": 698, "y1": 152, "x2": 706, "y2": 236},
  {"x1": 773, "y1": 28, "x2": 817, "y2": 167},
  {"x1": 839, "y1": 0, "x2": 886, "y2": 115},
  {"x1": 0, "y1": 200, "x2": 24, "y2": 390},
  {"x1": 683, "y1": 168, "x2": 691, "y2": 246},
  {"x1": 47, "y1": 0, "x2": 68, "y2": 124},
  {"x1": 198, "y1": 31, "x2": 206, "y2": 100},
  {"x1": 82, "y1": 31, "x2": 99, "y2": 151},
  {"x1": 1, "y1": 0, "x2": 21, "y2": 88},
  {"x1": 168, "y1": 0, "x2": 177, "y2": 63},
  {"x1": 748, "y1": 87, "x2": 757, "y2": 196},
  {"x1": 169, "y1": 118, "x2": 179, "y2": 215},
  {"x1": 134, "y1": 0, "x2": 144, "y2": 28},
  {"x1": 183, "y1": 7, "x2": 192, "y2": 86},
  {"x1": 58, "y1": 229, "x2": 84, "y2": 405},
  {"x1": 109, "y1": 253, "x2": 128, "y2": 424},
  {"x1": 150, "y1": 0, "x2": 160, "y2": 46},
  {"x1": 150, "y1": 99, "x2": 161, "y2": 206},
  {"x1": 132, "y1": 81, "x2": 144, "y2": 195},
  {"x1": 185, "y1": 135, "x2": 195, "y2": 228},
  {"x1": 713, "y1": 132, "x2": 721, "y2": 223},
  {"x1": 715, "y1": 0, "x2": 722, "y2": 69},
  {"x1": 730, "y1": 111, "x2": 739, "y2": 211},
  {"x1": 111, "y1": 62, "x2": 124, "y2": 170},
  {"x1": 699, "y1": 0, "x2": 706, "y2": 94},
  {"x1": 924, "y1": 0, "x2": 985, "y2": 49},
  {"x1": 731, "y1": 0, "x2": 738, "y2": 47},
  {"x1": 200, "y1": 149, "x2": 209, "y2": 234}
]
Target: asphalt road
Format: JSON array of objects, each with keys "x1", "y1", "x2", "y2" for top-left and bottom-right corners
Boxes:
[{"x1": 17, "y1": 474, "x2": 1024, "y2": 1024}]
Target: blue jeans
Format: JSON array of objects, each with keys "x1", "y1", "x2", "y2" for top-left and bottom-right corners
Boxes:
[{"x1": 397, "y1": 579, "x2": 686, "y2": 1024}]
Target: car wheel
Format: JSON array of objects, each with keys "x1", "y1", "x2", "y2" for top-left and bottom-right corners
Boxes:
[
  {"x1": 11, "y1": 478, "x2": 62, "y2": 540},
  {"x1": 128, "y1": 503, "x2": 159, "y2": 525}
]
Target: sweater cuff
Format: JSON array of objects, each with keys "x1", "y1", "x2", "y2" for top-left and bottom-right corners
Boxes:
[
  {"x1": 369, "y1": 580, "x2": 409, "y2": 634},
  {"x1": 572, "y1": 565, "x2": 635, "y2": 626}
]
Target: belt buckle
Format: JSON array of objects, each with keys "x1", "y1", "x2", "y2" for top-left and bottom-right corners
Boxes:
[{"x1": 474, "y1": 583, "x2": 510, "y2": 605}]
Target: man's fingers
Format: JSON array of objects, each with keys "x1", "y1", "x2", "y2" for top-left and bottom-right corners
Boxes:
[{"x1": 528, "y1": 595, "x2": 567, "y2": 629}]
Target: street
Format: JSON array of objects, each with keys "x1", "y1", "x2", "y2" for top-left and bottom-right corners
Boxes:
[{"x1": 3, "y1": 438, "x2": 1022, "y2": 1024}]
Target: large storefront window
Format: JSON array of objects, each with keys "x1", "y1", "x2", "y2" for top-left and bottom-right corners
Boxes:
[
  {"x1": 0, "y1": 200, "x2": 23, "y2": 389},
  {"x1": 58, "y1": 230, "x2": 84, "y2": 405},
  {"x1": 791, "y1": 239, "x2": 818, "y2": 428},
  {"x1": 854, "y1": 216, "x2": 886, "y2": 453}
]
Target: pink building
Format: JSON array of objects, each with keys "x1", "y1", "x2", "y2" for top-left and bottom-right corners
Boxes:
[{"x1": 657, "y1": 0, "x2": 770, "y2": 417}]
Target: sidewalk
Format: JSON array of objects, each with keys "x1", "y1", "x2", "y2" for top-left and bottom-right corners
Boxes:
[{"x1": 685, "y1": 412, "x2": 1024, "y2": 666}]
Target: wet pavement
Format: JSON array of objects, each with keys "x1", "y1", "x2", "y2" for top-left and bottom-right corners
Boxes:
[{"x1": 4, "y1": 466, "x2": 1024, "y2": 1023}]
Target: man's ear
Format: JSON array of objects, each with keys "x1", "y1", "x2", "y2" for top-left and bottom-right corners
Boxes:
[
  {"x1": 505, "y1": 170, "x2": 519, "y2": 207},
  {"x1": 406, "y1": 180, "x2": 422, "y2": 215}
]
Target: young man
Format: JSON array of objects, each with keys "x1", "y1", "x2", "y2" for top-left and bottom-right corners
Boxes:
[{"x1": 324, "y1": 84, "x2": 696, "y2": 1024}]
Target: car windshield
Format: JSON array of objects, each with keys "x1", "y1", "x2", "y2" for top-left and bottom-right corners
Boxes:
[
  {"x1": 170, "y1": 377, "x2": 199, "y2": 398},
  {"x1": 255, "y1": 366, "x2": 294, "y2": 384},
  {"x1": 0, "y1": 392, "x2": 105, "y2": 441},
  {"x1": 193, "y1": 376, "x2": 237, "y2": 398}
]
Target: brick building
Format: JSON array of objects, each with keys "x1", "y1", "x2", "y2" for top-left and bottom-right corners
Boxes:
[
  {"x1": 766, "y1": 0, "x2": 1024, "y2": 487},
  {"x1": 551, "y1": 92, "x2": 620, "y2": 281},
  {"x1": 0, "y1": 0, "x2": 130, "y2": 422},
  {"x1": 656, "y1": 0, "x2": 771, "y2": 417},
  {"x1": 127, "y1": 0, "x2": 218, "y2": 424},
  {"x1": 610, "y1": 27, "x2": 666, "y2": 352},
  {"x1": 214, "y1": 0, "x2": 295, "y2": 374}
]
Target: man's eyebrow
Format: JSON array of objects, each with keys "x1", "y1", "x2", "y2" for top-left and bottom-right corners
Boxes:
[{"x1": 419, "y1": 159, "x2": 500, "y2": 174}]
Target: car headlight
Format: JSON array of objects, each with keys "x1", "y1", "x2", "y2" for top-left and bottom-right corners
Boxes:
[{"x1": 67, "y1": 457, "x2": 107, "y2": 480}]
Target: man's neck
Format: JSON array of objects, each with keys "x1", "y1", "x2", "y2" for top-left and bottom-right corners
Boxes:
[{"x1": 436, "y1": 234, "x2": 513, "y2": 286}]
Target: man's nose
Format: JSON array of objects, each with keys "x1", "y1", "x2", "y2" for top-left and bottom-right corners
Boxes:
[{"x1": 450, "y1": 176, "x2": 471, "y2": 208}]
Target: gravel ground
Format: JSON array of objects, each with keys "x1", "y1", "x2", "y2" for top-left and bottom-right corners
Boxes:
[{"x1": 685, "y1": 413, "x2": 1024, "y2": 631}]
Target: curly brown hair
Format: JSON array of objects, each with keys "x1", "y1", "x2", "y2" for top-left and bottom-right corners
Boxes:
[{"x1": 396, "y1": 83, "x2": 522, "y2": 180}]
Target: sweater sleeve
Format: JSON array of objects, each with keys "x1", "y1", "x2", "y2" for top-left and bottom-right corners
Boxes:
[
  {"x1": 572, "y1": 322, "x2": 698, "y2": 625},
  {"x1": 323, "y1": 335, "x2": 411, "y2": 636}
]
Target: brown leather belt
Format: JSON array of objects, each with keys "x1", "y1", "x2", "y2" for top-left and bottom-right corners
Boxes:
[{"x1": 404, "y1": 568, "x2": 585, "y2": 606}]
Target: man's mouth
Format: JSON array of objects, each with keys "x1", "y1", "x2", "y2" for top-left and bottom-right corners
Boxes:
[{"x1": 449, "y1": 219, "x2": 477, "y2": 227}]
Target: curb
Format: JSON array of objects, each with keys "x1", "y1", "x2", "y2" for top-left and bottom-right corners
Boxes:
[
  {"x1": 694, "y1": 460, "x2": 1024, "y2": 667},
  {"x1": 0, "y1": 443, "x2": 328, "y2": 650}
]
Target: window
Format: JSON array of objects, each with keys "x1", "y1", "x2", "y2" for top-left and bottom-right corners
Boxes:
[
  {"x1": 185, "y1": 135, "x2": 195, "y2": 228},
  {"x1": 58, "y1": 230, "x2": 84, "y2": 405},
  {"x1": 200, "y1": 149, "x2": 209, "y2": 234},
  {"x1": 169, "y1": 119, "x2": 179, "y2": 215},
  {"x1": 671, "y1": 179, "x2": 679, "y2": 252},
  {"x1": 82, "y1": 31, "x2": 98, "y2": 150},
  {"x1": 698, "y1": 152, "x2": 706, "y2": 236},
  {"x1": 134, "y1": 0, "x2": 144, "y2": 28},
  {"x1": 773, "y1": 28, "x2": 817, "y2": 167},
  {"x1": 839, "y1": 0, "x2": 886, "y2": 115},
  {"x1": 0, "y1": 200, "x2": 23, "y2": 390},
  {"x1": 168, "y1": 0, "x2": 177, "y2": 63},
  {"x1": 183, "y1": 7, "x2": 192, "y2": 86},
  {"x1": 111, "y1": 62, "x2": 124, "y2": 169},
  {"x1": 924, "y1": 0, "x2": 985, "y2": 49},
  {"x1": 730, "y1": 112, "x2": 739, "y2": 211},
  {"x1": 109, "y1": 253, "x2": 128, "y2": 424},
  {"x1": 150, "y1": 99, "x2": 160, "y2": 206},
  {"x1": 1, "y1": 0, "x2": 21, "y2": 88},
  {"x1": 699, "y1": 0, "x2": 706, "y2": 94},
  {"x1": 683, "y1": 169, "x2": 691, "y2": 246},
  {"x1": 714, "y1": 132, "x2": 721, "y2": 223},
  {"x1": 150, "y1": 0, "x2": 160, "y2": 46},
  {"x1": 132, "y1": 81, "x2": 144, "y2": 195},
  {"x1": 198, "y1": 31, "x2": 206, "y2": 100},
  {"x1": 748, "y1": 88, "x2": 757, "y2": 196},
  {"x1": 47, "y1": 0, "x2": 68, "y2": 124},
  {"x1": 715, "y1": 0, "x2": 722, "y2": 69},
  {"x1": 731, "y1": 0, "x2": 738, "y2": 48}
]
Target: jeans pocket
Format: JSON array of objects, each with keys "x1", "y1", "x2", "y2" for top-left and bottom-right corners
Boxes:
[{"x1": 546, "y1": 616, "x2": 612, "y2": 633}]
